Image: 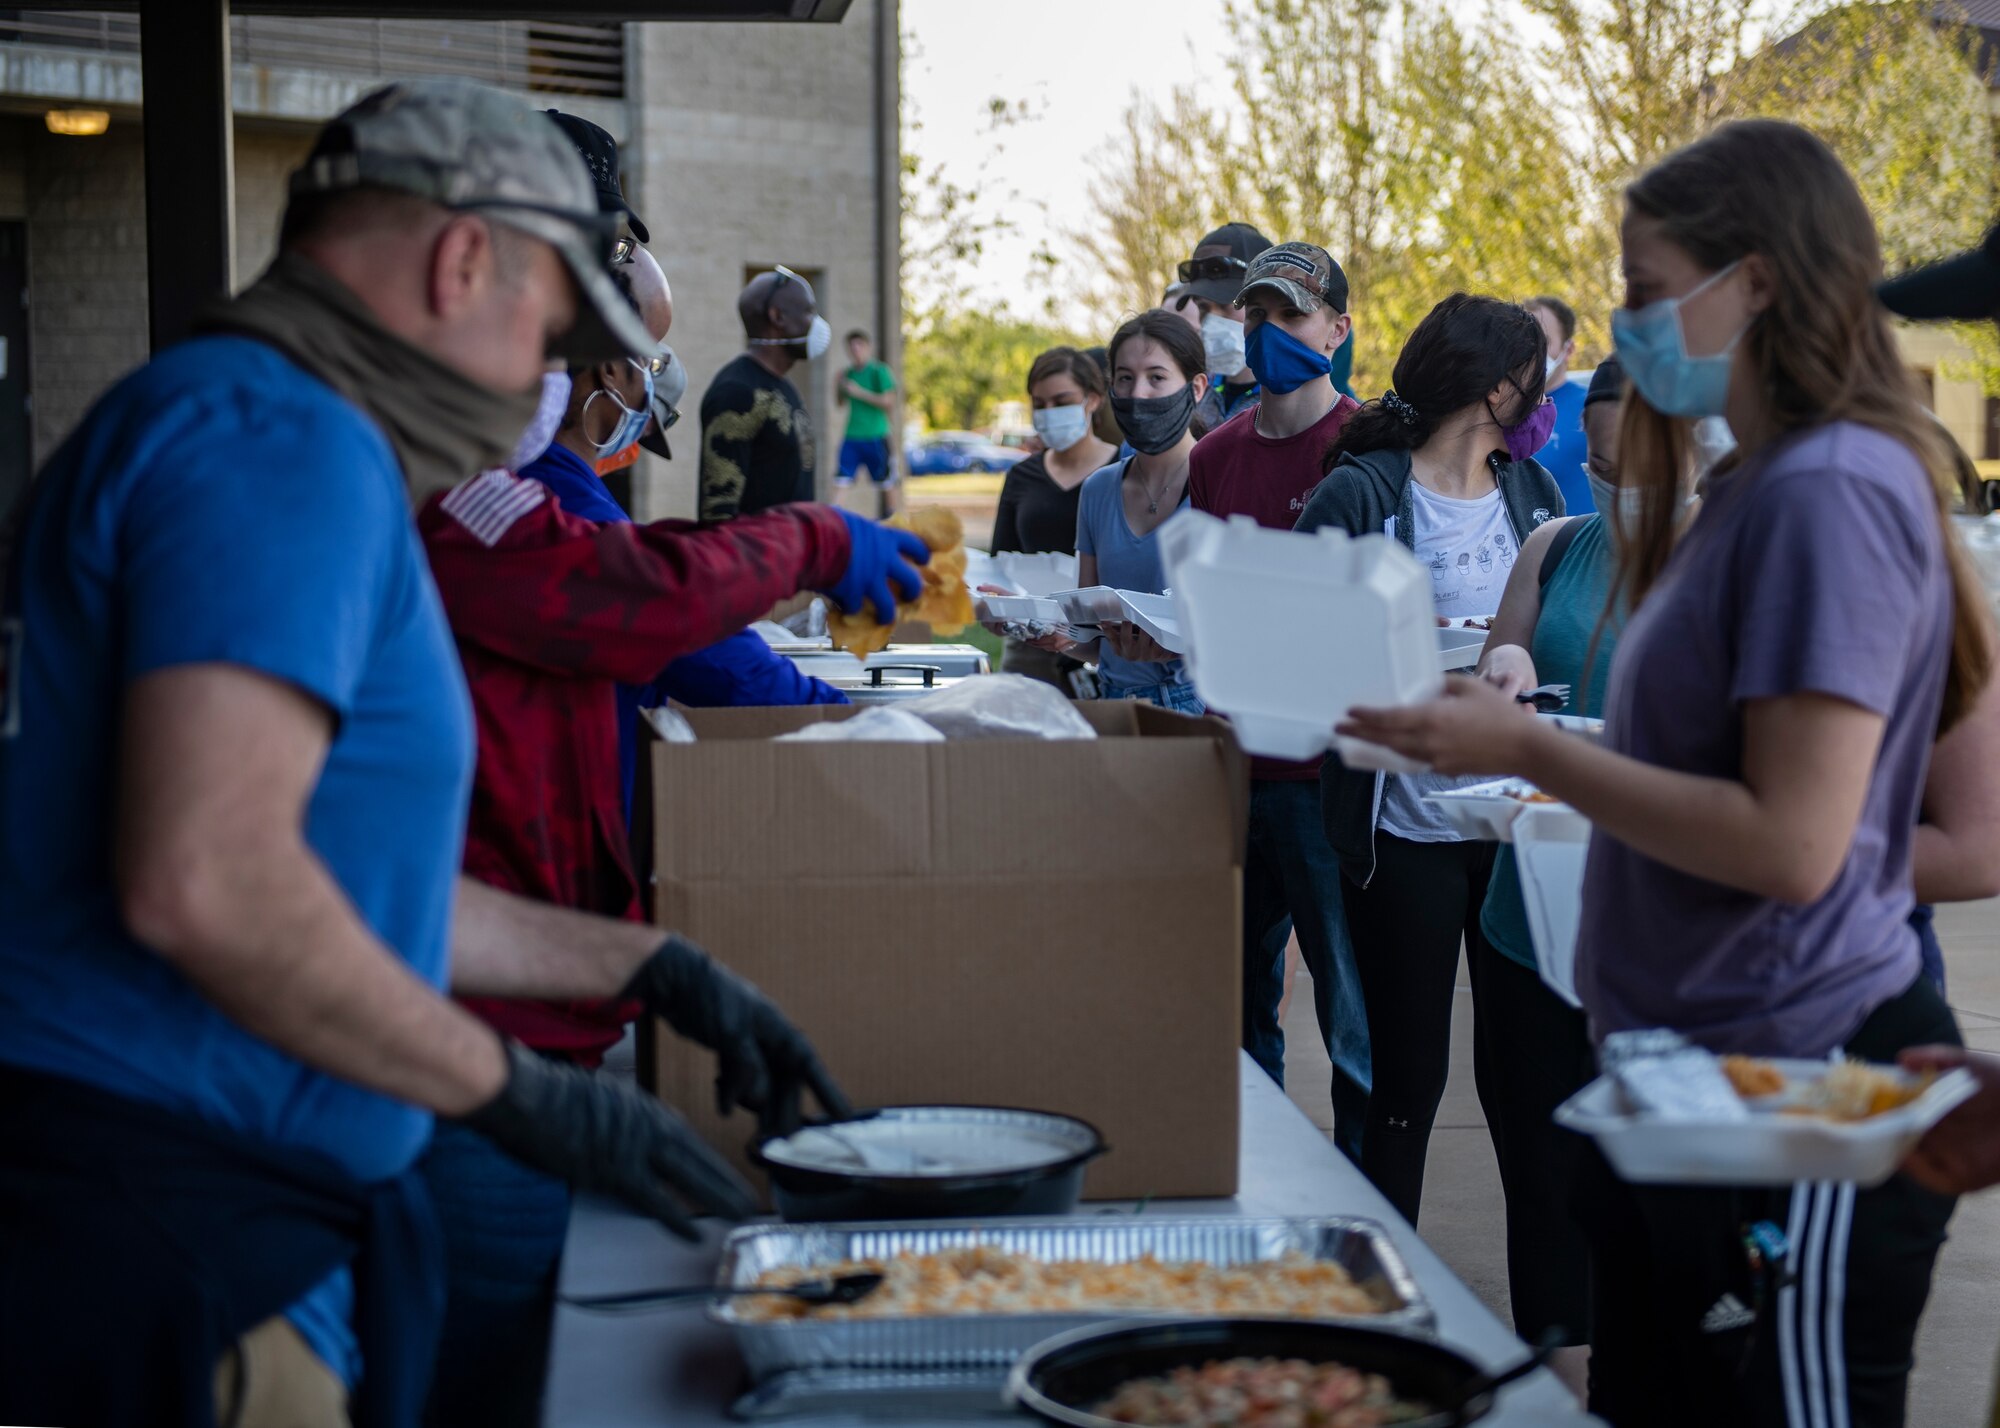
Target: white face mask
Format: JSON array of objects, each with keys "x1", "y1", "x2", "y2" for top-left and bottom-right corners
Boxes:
[
  {"x1": 506, "y1": 372, "x2": 571, "y2": 471},
  {"x1": 1545, "y1": 352, "x2": 1562, "y2": 380},
  {"x1": 804, "y1": 314, "x2": 833, "y2": 361},
  {"x1": 1031, "y1": 403, "x2": 1092, "y2": 453},
  {"x1": 1201, "y1": 311, "x2": 1248, "y2": 378},
  {"x1": 750, "y1": 313, "x2": 834, "y2": 360}
]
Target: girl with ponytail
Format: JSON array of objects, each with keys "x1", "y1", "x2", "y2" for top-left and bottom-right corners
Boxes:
[
  {"x1": 1339, "y1": 119, "x2": 1994, "y2": 1426},
  {"x1": 1293, "y1": 292, "x2": 1565, "y2": 1238}
]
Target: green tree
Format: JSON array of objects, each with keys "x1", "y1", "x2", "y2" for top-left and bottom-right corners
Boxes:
[
  {"x1": 903, "y1": 310, "x2": 1087, "y2": 431},
  {"x1": 1077, "y1": 0, "x2": 1994, "y2": 391},
  {"x1": 898, "y1": 34, "x2": 1082, "y2": 431}
]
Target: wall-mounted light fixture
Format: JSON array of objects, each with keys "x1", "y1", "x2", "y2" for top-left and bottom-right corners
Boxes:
[{"x1": 45, "y1": 109, "x2": 111, "y2": 137}]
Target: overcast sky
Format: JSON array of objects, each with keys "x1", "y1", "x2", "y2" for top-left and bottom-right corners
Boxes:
[{"x1": 901, "y1": 0, "x2": 1229, "y2": 317}]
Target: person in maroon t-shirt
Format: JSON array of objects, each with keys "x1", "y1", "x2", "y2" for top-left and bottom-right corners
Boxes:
[{"x1": 1186, "y1": 241, "x2": 1368, "y2": 1161}]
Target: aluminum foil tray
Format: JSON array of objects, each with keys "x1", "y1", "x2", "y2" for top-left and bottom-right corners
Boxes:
[{"x1": 711, "y1": 1216, "x2": 1432, "y2": 1380}]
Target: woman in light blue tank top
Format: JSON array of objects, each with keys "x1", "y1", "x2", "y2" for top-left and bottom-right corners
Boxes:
[{"x1": 1068, "y1": 312, "x2": 1208, "y2": 714}]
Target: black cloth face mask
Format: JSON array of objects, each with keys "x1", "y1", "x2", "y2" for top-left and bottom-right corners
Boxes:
[{"x1": 1110, "y1": 384, "x2": 1198, "y2": 455}]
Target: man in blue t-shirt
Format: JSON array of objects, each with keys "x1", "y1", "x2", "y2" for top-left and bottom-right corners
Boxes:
[
  {"x1": 1526, "y1": 295, "x2": 1593, "y2": 515},
  {"x1": 0, "y1": 79, "x2": 893, "y2": 1427}
]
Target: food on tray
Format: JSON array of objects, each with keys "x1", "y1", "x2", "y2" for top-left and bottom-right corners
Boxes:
[
  {"x1": 733, "y1": 1247, "x2": 1386, "y2": 1323},
  {"x1": 1784, "y1": 1060, "x2": 1932, "y2": 1122},
  {"x1": 1507, "y1": 788, "x2": 1559, "y2": 804},
  {"x1": 1719, "y1": 1056, "x2": 1929, "y2": 1119},
  {"x1": 1093, "y1": 1357, "x2": 1430, "y2": 1427},
  {"x1": 829, "y1": 508, "x2": 974, "y2": 654},
  {"x1": 1721, "y1": 1056, "x2": 1788, "y2": 1099}
]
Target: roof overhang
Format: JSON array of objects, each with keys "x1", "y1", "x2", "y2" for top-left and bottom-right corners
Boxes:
[{"x1": 18, "y1": 0, "x2": 852, "y2": 17}]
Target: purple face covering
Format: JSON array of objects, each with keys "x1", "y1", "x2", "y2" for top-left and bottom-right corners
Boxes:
[{"x1": 1503, "y1": 396, "x2": 1557, "y2": 463}]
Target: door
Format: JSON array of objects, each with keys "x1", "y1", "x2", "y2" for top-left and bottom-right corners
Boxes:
[{"x1": 0, "y1": 224, "x2": 29, "y2": 510}]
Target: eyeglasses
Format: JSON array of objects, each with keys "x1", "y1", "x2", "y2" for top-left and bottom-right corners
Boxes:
[
  {"x1": 769, "y1": 263, "x2": 804, "y2": 298},
  {"x1": 611, "y1": 233, "x2": 637, "y2": 265},
  {"x1": 450, "y1": 198, "x2": 622, "y2": 267},
  {"x1": 1177, "y1": 254, "x2": 1249, "y2": 284}
]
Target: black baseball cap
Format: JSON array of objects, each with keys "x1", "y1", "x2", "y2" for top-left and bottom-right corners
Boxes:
[
  {"x1": 545, "y1": 109, "x2": 648, "y2": 245},
  {"x1": 1179, "y1": 222, "x2": 1272, "y2": 305},
  {"x1": 1585, "y1": 355, "x2": 1626, "y2": 407},
  {"x1": 1879, "y1": 223, "x2": 2000, "y2": 322}
]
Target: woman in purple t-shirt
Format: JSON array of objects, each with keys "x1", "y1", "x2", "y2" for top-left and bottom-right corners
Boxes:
[{"x1": 1339, "y1": 121, "x2": 1995, "y2": 1428}]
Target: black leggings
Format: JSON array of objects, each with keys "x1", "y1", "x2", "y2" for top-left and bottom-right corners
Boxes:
[
  {"x1": 1341, "y1": 833, "x2": 1497, "y2": 1225},
  {"x1": 1577, "y1": 974, "x2": 1960, "y2": 1428},
  {"x1": 1470, "y1": 939, "x2": 1595, "y2": 1345}
]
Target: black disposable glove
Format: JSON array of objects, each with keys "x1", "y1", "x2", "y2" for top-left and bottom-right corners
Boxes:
[
  {"x1": 624, "y1": 934, "x2": 852, "y2": 1137},
  {"x1": 459, "y1": 1040, "x2": 757, "y2": 1240}
]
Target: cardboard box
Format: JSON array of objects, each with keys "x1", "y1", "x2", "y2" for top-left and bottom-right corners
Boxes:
[{"x1": 644, "y1": 700, "x2": 1246, "y2": 1201}]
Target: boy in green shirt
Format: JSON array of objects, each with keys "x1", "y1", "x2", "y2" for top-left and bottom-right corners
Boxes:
[{"x1": 836, "y1": 329, "x2": 897, "y2": 488}]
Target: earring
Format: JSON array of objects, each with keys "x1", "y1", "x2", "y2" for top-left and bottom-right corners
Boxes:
[{"x1": 580, "y1": 387, "x2": 620, "y2": 449}]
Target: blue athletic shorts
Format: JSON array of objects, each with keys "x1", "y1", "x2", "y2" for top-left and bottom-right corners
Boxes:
[{"x1": 838, "y1": 437, "x2": 893, "y2": 484}]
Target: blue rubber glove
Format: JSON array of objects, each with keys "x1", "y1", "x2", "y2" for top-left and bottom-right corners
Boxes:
[{"x1": 823, "y1": 510, "x2": 929, "y2": 624}]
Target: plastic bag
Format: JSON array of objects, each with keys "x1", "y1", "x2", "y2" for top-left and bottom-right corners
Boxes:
[
  {"x1": 780, "y1": 599, "x2": 830, "y2": 640},
  {"x1": 641, "y1": 707, "x2": 698, "y2": 744},
  {"x1": 903, "y1": 673, "x2": 1097, "y2": 741},
  {"x1": 773, "y1": 707, "x2": 946, "y2": 744}
]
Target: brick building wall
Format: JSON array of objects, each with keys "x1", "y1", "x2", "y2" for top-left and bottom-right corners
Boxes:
[
  {"x1": 624, "y1": 0, "x2": 895, "y2": 519},
  {"x1": 1, "y1": 116, "x2": 309, "y2": 463}
]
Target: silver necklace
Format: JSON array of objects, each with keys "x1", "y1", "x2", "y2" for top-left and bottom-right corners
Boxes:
[{"x1": 1137, "y1": 456, "x2": 1188, "y2": 513}]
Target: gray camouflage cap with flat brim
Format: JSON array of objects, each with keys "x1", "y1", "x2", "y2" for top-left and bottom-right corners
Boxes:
[{"x1": 289, "y1": 76, "x2": 653, "y2": 365}]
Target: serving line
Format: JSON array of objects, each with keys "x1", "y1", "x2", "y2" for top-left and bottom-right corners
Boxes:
[{"x1": 542, "y1": 1052, "x2": 1599, "y2": 1426}]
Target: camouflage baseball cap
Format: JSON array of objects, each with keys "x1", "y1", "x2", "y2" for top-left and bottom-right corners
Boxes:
[
  {"x1": 290, "y1": 76, "x2": 652, "y2": 364},
  {"x1": 1235, "y1": 241, "x2": 1350, "y2": 314}
]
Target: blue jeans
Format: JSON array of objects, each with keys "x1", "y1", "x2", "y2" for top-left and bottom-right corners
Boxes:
[
  {"x1": 1102, "y1": 677, "x2": 1205, "y2": 715},
  {"x1": 1911, "y1": 903, "x2": 1945, "y2": 993},
  {"x1": 419, "y1": 1119, "x2": 573, "y2": 1428},
  {"x1": 1242, "y1": 779, "x2": 1370, "y2": 1161}
]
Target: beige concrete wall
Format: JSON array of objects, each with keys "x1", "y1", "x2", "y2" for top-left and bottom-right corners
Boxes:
[
  {"x1": 1900, "y1": 323, "x2": 1987, "y2": 460},
  {"x1": 13, "y1": 118, "x2": 309, "y2": 462},
  {"x1": 623, "y1": 0, "x2": 893, "y2": 520}
]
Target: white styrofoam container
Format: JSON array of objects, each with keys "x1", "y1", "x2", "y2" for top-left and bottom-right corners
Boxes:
[
  {"x1": 1049, "y1": 588, "x2": 1187, "y2": 654},
  {"x1": 973, "y1": 594, "x2": 1064, "y2": 626},
  {"x1": 1159, "y1": 512, "x2": 1441, "y2": 761},
  {"x1": 1118, "y1": 591, "x2": 1185, "y2": 654},
  {"x1": 1436, "y1": 626, "x2": 1487, "y2": 671},
  {"x1": 1555, "y1": 1061, "x2": 1979, "y2": 1187},
  {"x1": 965, "y1": 550, "x2": 1081, "y2": 600},
  {"x1": 1513, "y1": 804, "x2": 1591, "y2": 1008},
  {"x1": 1423, "y1": 778, "x2": 1567, "y2": 842}
]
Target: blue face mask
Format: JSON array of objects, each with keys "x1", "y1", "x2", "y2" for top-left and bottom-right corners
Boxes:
[
  {"x1": 1610, "y1": 260, "x2": 1747, "y2": 419},
  {"x1": 1244, "y1": 319, "x2": 1334, "y2": 395},
  {"x1": 587, "y1": 358, "x2": 656, "y2": 458}
]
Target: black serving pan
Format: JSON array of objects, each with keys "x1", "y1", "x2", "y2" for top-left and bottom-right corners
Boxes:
[
  {"x1": 1007, "y1": 1317, "x2": 1516, "y2": 1428},
  {"x1": 750, "y1": 1105, "x2": 1107, "y2": 1223}
]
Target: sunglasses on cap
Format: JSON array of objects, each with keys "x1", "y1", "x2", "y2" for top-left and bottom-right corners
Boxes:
[
  {"x1": 1177, "y1": 254, "x2": 1250, "y2": 284},
  {"x1": 637, "y1": 346, "x2": 681, "y2": 428},
  {"x1": 449, "y1": 197, "x2": 622, "y2": 268}
]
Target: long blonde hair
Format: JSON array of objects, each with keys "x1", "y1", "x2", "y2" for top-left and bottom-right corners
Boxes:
[{"x1": 1617, "y1": 120, "x2": 1993, "y2": 731}]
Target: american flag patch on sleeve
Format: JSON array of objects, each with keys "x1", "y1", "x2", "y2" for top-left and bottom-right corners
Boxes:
[{"x1": 439, "y1": 469, "x2": 547, "y2": 547}]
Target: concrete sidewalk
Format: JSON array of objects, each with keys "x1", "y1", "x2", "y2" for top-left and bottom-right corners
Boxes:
[{"x1": 1279, "y1": 898, "x2": 2000, "y2": 1423}]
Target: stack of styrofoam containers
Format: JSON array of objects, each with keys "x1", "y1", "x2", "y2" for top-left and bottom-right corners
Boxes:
[
  {"x1": 1157, "y1": 511, "x2": 1440, "y2": 768},
  {"x1": 1512, "y1": 805, "x2": 1591, "y2": 1009}
]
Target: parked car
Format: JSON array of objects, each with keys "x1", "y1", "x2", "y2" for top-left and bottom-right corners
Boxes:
[{"x1": 906, "y1": 430, "x2": 1018, "y2": 476}]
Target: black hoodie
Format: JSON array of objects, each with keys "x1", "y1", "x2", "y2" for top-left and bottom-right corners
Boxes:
[{"x1": 1293, "y1": 445, "x2": 1565, "y2": 885}]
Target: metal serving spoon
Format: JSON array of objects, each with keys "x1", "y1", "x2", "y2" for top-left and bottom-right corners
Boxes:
[{"x1": 564, "y1": 1272, "x2": 886, "y2": 1315}]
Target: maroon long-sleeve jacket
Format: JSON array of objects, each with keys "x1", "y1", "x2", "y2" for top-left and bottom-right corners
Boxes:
[{"x1": 418, "y1": 468, "x2": 850, "y2": 1063}]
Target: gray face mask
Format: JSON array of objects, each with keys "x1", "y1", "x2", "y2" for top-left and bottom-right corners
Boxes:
[{"x1": 1109, "y1": 385, "x2": 1199, "y2": 455}]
